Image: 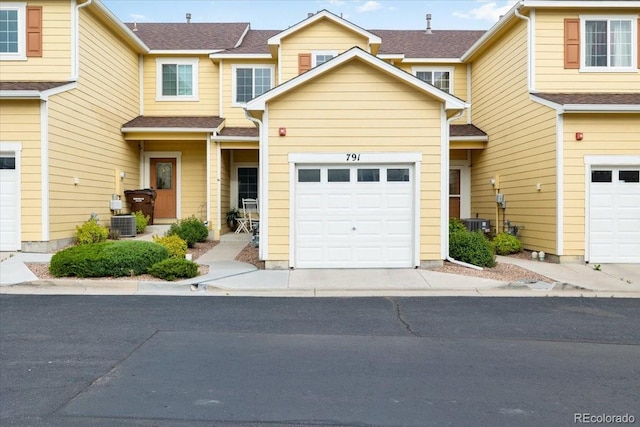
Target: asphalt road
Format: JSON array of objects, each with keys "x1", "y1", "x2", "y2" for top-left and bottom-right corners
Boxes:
[{"x1": 1, "y1": 296, "x2": 639, "y2": 426}]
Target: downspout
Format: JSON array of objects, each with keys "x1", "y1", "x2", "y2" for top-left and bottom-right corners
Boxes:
[
  {"x1": 72, "y1": 0, "x2": 93, "y2": 80},
  {"x1": 244, "y1": 109, "x2": 265, "y2": 259},
  {"x1": 445, "y1": 109, "x2": 483, "y2": 270},
  {"x1": 514, "y1": 3, "x2": 534, "y2": 92}
]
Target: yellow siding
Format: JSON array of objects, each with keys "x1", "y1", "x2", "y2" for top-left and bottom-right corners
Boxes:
[
  {"x1": 219, "y1": 148, "x2": 230, "y2": 234},
  {"x1": 470, "y1": 19, "x2": 558, "y2": 254},
  {"x1": 535, "y1": 9, "x2": 640, "y2": 92},
  {"x1": 562, "y1": 114, "x2": 640, "y2": 256},
  {"x1": 0, "y1": 100, "x2": 42, "y2": 241},
  {"x1": 142, "y1": 55, "x2": 219, "y2": 115},
  {"x1": 221, "y1": 58, "x2": 277, "y2": 127},
  {"x1": 266, "y1": 59, "x2": 444, "y2": 264},
  {"x1": 280, "y1": 18, "x2": 369, "y2": 82},
  {"x1": 0, "y1": 0, "x2": 72, "y2": 80},
  {"x1": 47, "y1": 7, "x2": 140, "y2": 240}
]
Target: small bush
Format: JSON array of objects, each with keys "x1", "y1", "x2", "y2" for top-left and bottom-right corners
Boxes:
[
  {"x1": 152, "y1": 234, "x2": 188, "y2": 258},
  {"x1": 148, "y1": 258, "x2": 199, "y2": 281},
  {"x1": 449, "y1": 217, "x2": 467, "y2": 234},
  {"x1": 167, "y1": 216, "x2": 208, "y2": 248},
  {"x1": 133, "y1": 210, "x2": 150, "y2": 234},
  {"x1": 76, "y1": 218, "x2": 109, "y2": 245},
  {"x1": 50, "y1": 240, "x2": 169, "y2": 278},
  {"x1": 492, "y1": 232, "x2": 524, "y2": 255},
  {"x1": 449, "y1": 229, "x2": 496, "y2": 268}
]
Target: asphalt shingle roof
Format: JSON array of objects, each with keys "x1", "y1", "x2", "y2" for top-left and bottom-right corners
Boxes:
[
  {"x1": 534, "y1": 93, "x2": 640, "y2": 105},
  {"x1": 219, "y1": 127, "x2": 259, "y2": 137},
  {"x1": 373, "y1": 30, "x2": 485, "y2": 58},
  {"x1": 0, "y1": 81, "x2": 72, "y2": 91},
  {"x1": 450, "y1": 124, "x2": 487, "y2": 138},
  {"x1": 122, "y1": 116, "x2": 224, "y2": 129},
  {"x1": 125, "y1": 23, "x2": 249, "y2": 50}
]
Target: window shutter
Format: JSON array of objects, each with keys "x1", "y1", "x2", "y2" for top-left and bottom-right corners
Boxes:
[
  {"x1": 298, "y1": 53, "x2": 311, "y2": 74},
  {"x1": 564, "y1": 18, "x2": 580, "y2": 69},
  {"x1": 26, "y1": 6, "x2": 43, "y2": 57}
]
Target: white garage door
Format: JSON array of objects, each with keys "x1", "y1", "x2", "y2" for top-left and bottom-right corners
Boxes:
[
  {"x1": 0, "y1": 152, "x2": 20, "y2": 251},
  {"x1": 589, "y1": 167, "x2": 640, "y2": 263},
  {"x1": 295, "y1": 165, "x2": 414, "y2": 268}
]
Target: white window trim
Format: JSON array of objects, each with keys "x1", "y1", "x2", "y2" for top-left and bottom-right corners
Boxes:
[
  {"x1": 231, "y1": 64, "x2": 275, "y2": 107},
  {"x1": 450, "y1": 159, "x2": 471, "y2": 219},
  {"x1": 155, "y1": 58, "x2": 199, "y2": 101},
  {"x1": 411, "y1": 66, "x2": 455, "y2": 94},
  {"x1": 312, "y1": 50, "x2": 338, "y2": 67},
  {"x1": 231, "y1": 162, "x2": 259, "y2": 209},
  {"x1": 579, "y1": 14, "x2": 638, "y2": 72},
  {"x1": 0, "y1": 2, "x2": 26, "y2": 61}
]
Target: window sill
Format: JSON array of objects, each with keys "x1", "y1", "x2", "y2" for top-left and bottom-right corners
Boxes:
[
  {"x1": 156, "y1": 96, "x2": 199, "y2": 102},
  {"x1": 579, "y1": 67, "x2": 637, "y2": 73}
]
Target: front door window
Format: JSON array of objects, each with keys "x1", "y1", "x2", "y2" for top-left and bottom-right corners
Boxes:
[
  {"x1": 238, "y1": 167, "x2": 258, "y2": 202},
  {"x1": 449, "y1": 169, "x2": 461, "y2": 218}
]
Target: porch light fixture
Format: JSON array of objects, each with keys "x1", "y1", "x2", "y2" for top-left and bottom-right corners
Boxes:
[
  {"x1": 575, "y1": 132, "x2": 583, "y2": 141},
  {"x1": 279, "y1": 127, "x2": 287, "y2": 136},
  {"x1": 489, "y1": 177, "x2": 496, "y2": 186}
]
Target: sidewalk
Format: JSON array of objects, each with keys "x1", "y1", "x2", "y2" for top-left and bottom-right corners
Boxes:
[{"x1": 1, "y1": 230, "x2": 639, "y2": 297}]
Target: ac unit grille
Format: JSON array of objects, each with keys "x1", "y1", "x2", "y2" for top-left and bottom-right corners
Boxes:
[
  {"x1": 462, "y1": 218, "x2": 490, "y2": 233},
  {"x1": 111, "y1": 215, "x2": 136, "y2": 237}
]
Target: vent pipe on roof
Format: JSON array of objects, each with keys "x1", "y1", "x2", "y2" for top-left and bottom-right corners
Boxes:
[
  {"x1": 186, "y1": 13, "x2": 191, "y2": 24},
  {"x1": 426, "y1": 13, "x2": 432, "y2": 34},
  {"x1": 307, "y1": 12, "x2": 313, "y2": 18},
  {"x1": 132, "y1": 22, "x2": 137, "y2": 32}
]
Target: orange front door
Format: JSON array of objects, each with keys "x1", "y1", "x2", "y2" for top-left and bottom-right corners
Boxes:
[{"x1": 150, "y1": 158, "x2": 177, "y2": 219}]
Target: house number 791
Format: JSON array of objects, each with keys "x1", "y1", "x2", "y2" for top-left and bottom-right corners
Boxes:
[{"x1": 346, "y1": 153, "x2": 361, "y2": 161}]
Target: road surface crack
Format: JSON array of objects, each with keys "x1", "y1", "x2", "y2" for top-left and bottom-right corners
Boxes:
[{"x1": 387, "y1": 297, "x2": 421, "y2": 337}]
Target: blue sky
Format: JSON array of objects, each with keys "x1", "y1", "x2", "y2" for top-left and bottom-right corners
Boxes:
[{"x1": 101, "y1": 0, "x2": 518, "y2": 30}]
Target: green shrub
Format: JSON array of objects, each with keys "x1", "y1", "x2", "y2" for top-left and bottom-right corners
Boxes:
[
  {"x1": 152, "y1": 234, "x2": 188, "y2": 258},
  {"x1": 167, "y1": 216, "x2": 209, "y2": 248},
  {"x1": 49, "y1": 240, "x2": 169, "y2": 278},
  {"x1": 449, "y1": 229, "x2": 496, "y2": 268},
  {"x1": 76, "y1": 218, "x2": 109, "y2": 245},
  {"x1": 148, "y1": 258, "x2": 199, "y2": 281},
  {"x1": 492, "y1": 232, "x2": 524, "y2": 255},
  {"x1": 449, "y1": 217, "x2": 467, "y2": 234},
  {"x1": 133, "y1": 210, "x2": 150, "y2": 234}
]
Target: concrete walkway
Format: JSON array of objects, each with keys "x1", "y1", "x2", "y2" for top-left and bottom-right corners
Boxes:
[{"x1": 1, "y1": 229, "x2": 639, "y2": 297}]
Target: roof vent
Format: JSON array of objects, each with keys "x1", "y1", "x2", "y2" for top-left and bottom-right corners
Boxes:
[
  {"x1": 186, "y1": 12, "x2": 191, "y2": 24},
  {"x1": 426, "y1": 13, "x2": 433, "y2": 34},
  {"x1": 307, "y1": 12, "x2": 313, "y2": 18},
  {"x1": 132, "y1": 22, "x2": 137, "y2": 32}
]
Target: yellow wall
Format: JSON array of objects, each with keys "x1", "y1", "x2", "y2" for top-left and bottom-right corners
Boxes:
[
  {"x1": 264, "y1": 59, "x2": 444, "y2": 264},
  {"x1": 470, "y1": 19, "x2": 558, "y2": 253},
  {"x1": 562, "y1": 114, "x2": 640, "y2": 256},
  {"x1": 142, "y1": 55, "x2": 219, "y2": 116},
  {"x1": 279, "y1": 18, "x2": 369, "y2": 82},
  {"x1": 535, "y1": 9, "x2": 640, "y2": 92},
  {"x1": 46, "y1": 6, "x2": 140, "y2": 240},
  {"x1": 0, "y1": 0, "x2": 73, "y2": 81},
  {"x1": 0, "y1": 100, "x2": 42, "y2": 241}
]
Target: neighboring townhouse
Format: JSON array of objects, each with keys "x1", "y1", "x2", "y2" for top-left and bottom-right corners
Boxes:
[{"x1": 1, "y1": 0, "x2": 638, "y2": 268}]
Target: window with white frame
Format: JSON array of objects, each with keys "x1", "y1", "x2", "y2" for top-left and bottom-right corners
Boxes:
[
  {"x1": 413, "y1": 67, "x2": 453, "y2": 93},
  {"x1": 0, "y1": 2, "x2": 25, "y2": 60},
  {"x1": 233, "y1": 65, "x2": 274, "y2": 104},
  {"x1": 312, "y1": 51, "x2": 337, "y2": 67},
  {"x1": 156, "y1": 58, "x2": 199, "y2": 101},
  {"x1": 582, "y1": 16, "x2": 637, "y2": 70}
]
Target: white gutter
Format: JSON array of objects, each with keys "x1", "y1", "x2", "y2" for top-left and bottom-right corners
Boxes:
[
  {"x1": 462, "y1": 1, "x2": 521, "y2": 62},
  {"x1": 72, "y1": 0, "x2": 92, "y2": 80},
  {"x1": 530, "y1": 95, "x2": 640, "y2": 113},
  {"x1": 443, "y1": 108, "x2": 483, "y2": 270},
  {"x1": 40, "y1": 100, "x2": 50, "y2": 241},
  {"x1": 138, "y1": 54, "x2": 144, "y2": 115},
  {"x1": 466, "y1": 63, "x2": 472, "y2": 124},
  {"x1": 211, "y1": 136, "x2": 259, "y2": 142},
  {"x1": 514, "y1": 5, "x2": 535, "y2": 92},
  {"x1": 244, "y1": 109, "x2": 267, "y2": 261},
  {"x1": 206, "y1": 133, "x2": 212, "y2": 230}
]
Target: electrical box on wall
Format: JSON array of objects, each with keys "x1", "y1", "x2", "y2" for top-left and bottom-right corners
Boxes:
[
  {"x1": 110, "y1": 199, "x2": 123, "y2": 210},
  {"x1": 496, "y1": 193, "x2": 504, "y2": 203}
]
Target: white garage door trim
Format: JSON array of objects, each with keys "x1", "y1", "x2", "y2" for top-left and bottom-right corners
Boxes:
[
  {"x1": 585, "y1": 155, "x2": 640, "y2": 263},
  {"x1": 289, "y1": 152, "x2": 421, "y2": 269},
  {"x1": 0, "y1": 142, "x2": 22, "y2": 252}
]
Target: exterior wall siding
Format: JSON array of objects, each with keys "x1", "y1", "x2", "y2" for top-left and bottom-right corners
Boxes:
[
  {"x1": 562, "y1": 114, "x2": 640, "y2": 256},
  {"x1": 0, "y1": 100, "x2": 42, "y2": 241},
  {"x1": 265, "y1": 59, "x2": 444, "y2": 264},
  {"x1": 0, "y1": 0, "x2": 72, "y2": 81},
  {"x1": 535, "y1": 9, "x2": 640, "y2": 92},
  {"x1": 46, "y1": 6, "x2": 140, "y2": 240},
  {"x1": 470, "y1": 19, "x2": 558, "y2": 254}
]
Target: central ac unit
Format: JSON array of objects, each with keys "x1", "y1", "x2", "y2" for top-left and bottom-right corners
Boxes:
[
  {"x1": 111, "y1": 215, "x2": 136, "y2": 237},
  {"x1": 462, "y1": 218, "x2": 491, "y2": 233}
]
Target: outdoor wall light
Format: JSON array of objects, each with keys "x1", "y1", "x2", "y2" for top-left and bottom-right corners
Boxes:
[{"x1": 489, "y1": 177, "x2": 496, "y2": 186}]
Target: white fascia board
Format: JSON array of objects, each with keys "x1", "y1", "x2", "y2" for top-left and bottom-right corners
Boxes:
[
  {"x1": 450, "y1": 136, "x2": 489, "y2": 142},
  {"x1": 377, "y1": 54, "x2": 405, "y2": 60},
  {"x1": 209, "y1": 53, "x2": 272, "y2": 60},
  {"x1": 212, "y1": 136, "x2": 259, "y2": 142},
  {"x1": 41, "y1": 82, "x2": 78, "y2": 98},
  {"x1": 151, "y1": 49, "x2": 222, "y2": 55},
  {"x1": 523, "y1": 1, "x2": 640, "y2": 7},
  {"x1": 530, "y1": 94, "x2": 563, "y2": 112},
  {"x1": 462, "y1": 2, "x2": 521, "y2": 61},
  {"x1": 246, "y1": 48, "x2": 466, "y2": 111},
  {"x1": 235, "y1": 24, "x2": 251, "y2": 48},
  {"x1": 121, "y1": 127, "x2": 218, "y2": 133},
  {"x1": 402, "y1": 58, "x2": 463, "y2": 64},
  {"x1": 563, "y1": 105, "x2": 640, "y2": 112},
  {"x1": 92, "y1": 0, "x2": 149, "y2": 53},
  {"x1": 267, "y1": 10, "x2": 381, "y2": 46},
  {"x1": 0, "y1": 82, "x2": 76, "y2": 100}
]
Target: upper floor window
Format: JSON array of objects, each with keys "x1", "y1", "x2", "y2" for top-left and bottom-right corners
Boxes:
[
  {"x1": 581, "y1": 16, "x2": 637, "y2": 71},
  {"x1": 233, "y1": 65, "x2": 274, "y2": 105},
  {"x1": 413, "y1": 67, "x2": 453, "y2": 93},
  {"x1": 156, "y1": 58, "x2": 199, "y2": 101},
  {"x1": 0, "y1": 3, "x2": 25, "y2": 60},
  {"x1": 312, "y1": 51, "x2": 337, "y2": 67}
]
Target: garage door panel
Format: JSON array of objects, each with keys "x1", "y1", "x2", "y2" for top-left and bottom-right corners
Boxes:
[
  {"x1": 326, "y1": 194, "x2": 352, "y2": 209},
  {"x1": 297, "y1": 221, "x2": 323, "y2": 237},
  {"x1": 0, "y1": 156, "x2": 20, "y2": 251},
  {"x1": 327, "y1": 220, "x2": 352, "y2": 235},
  {"x1": 619, "y1": 219, "x2": 640, "y2": 233},
  {"x1": 297, "y1": 194, "x2": 323, "y2": 209}
]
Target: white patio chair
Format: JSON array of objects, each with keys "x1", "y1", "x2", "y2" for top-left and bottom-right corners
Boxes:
[
  {"x1": 242, "y1": 198, "x2": 259, "y2": 231},
  {"x1": 234, "y1": 208, "x2": 250, "y2": 233}
]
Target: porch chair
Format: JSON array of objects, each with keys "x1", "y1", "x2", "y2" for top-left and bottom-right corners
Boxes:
[
  {"x1": 242, "y1": 198, "x2": 260, "y2": 232},
  {"x1": 234, "y1": 206, "x2": 250, "y2": 234}
]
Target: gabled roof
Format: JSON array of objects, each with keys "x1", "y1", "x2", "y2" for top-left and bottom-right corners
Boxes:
[
  {"x1": 531, "y1": 93, "x2": 640, "y2": 112},
  {"x1": 121, "y1": 116, "x2": 224, "y2": 132},
  {"x1": 246, "y1": 47, "x2": 467, "y2": 112},
  {"x1": 210, "y1": 30, "x2": 280, "y2": 58},
  {"x1": 267, "y1": 10, "x2": 381, "y2": 48},
  {"x1": 124, "y1": 23, "x2": 250, "y2": 51},
  {"x1": 374, "y1": 30, "x2": 485, "y2": 59},
  {"x1": 450, "y1": 124, "x2": 488, "y2": 139}
]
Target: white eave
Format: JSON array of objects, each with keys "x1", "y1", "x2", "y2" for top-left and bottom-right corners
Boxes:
[
  {"x1": 402, "y1": 58, "x2": 463, "y2": 64},
  {"x1": 209, "y1": 53, "x2": 272, "y2": 60},
  {"x1": 530, "y1": 94, "x2": 640, "y2": 113},
  {"x1": 0, "y1": 82, "x2": 77, "y2": 100},
  {"x1": 121, "y1": 127, "x2": 220, "y2": 133},
  {"x1": 212, "y1": 135, "x2": 259, "y2": 142},
  {"x1": 92, "y1": 0, "x2": 149, "y2": 53},
  {"x1": 245, "y1": 47, "x2": 467, "y2": 112},
  {"x1": 267, "y1": 10, "x2": 382, "y2": 46},
  {"x1": 450, "y1": 135, "x2": 489, "y2": 142},
  {"x1": 150, "y1": 49, "x2": 224, "y2": 55}
]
